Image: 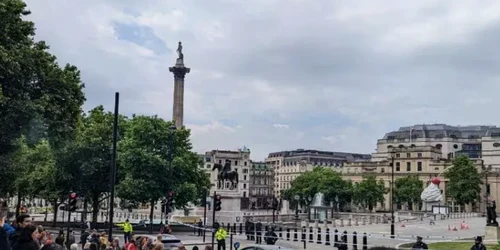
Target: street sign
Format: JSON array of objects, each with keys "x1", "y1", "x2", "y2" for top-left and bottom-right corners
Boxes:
[{"x1": 234, "y1": 242, "x2": 240, "y2": 250}]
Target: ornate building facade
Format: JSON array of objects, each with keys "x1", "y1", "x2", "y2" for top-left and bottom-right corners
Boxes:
[
  {"x1": 372, "y1": 124, "x2": 500, "y2": 168},
  {"x1": 265, "y1": 149, "x2": 371, "y2": 197},
  {"x1": 343, "y1": 145, "x2": 500, "y2": 213},
  {"x1": 248, "y1": 162, "x2": 274, "y2": 210}
]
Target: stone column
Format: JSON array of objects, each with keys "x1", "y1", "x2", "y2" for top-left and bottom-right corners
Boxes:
[{"x1": 169, "y1": 52, "x2": 191, "y2": 129}]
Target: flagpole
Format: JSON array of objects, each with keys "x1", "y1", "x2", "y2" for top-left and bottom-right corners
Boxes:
[{"x1": 409, "y1": 127, "x2": 412, "y2": 144}]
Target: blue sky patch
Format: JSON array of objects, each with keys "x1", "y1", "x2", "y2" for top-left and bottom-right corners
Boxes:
[{"x1": 113, "y1": 22, "x2": 170, "y2": 55}]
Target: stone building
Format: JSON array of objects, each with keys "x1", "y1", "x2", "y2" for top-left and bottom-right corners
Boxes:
[
  {"x1": 343, "y1": 145, "x2": 500, "y2": 213},
  {"x1": 249, "y1": 161, "x2": 274, "y2": 210},
  {"x1": 265, "y1": 149, "x2": 370, "y2": 197},
  {"x1": 201, "y1": 147, "x2": 252, "y2": 210},
  {"x1": 372, "y1": 124, "x2": 500, "y2": 168}
]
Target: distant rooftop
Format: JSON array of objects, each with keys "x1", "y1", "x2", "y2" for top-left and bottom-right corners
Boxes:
[
  {"x1": 267, "y1": 149, "x2": 371, "y2": 160},
  {"x1": 382, "y1": 124, "x2": 500, "y2": 140}
]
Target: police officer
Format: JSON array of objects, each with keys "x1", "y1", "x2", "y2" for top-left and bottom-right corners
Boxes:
[{"x1": 412, "y1": 236, "x2": 428, "y2": 250}]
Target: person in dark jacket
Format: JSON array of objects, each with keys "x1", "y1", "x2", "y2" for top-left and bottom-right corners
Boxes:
[
  {"x1": 470, "y1": 236, "x2": 487, "y2": 250},
  {"x1": 12, "y1": 225, "x2": 39, "y2": 250},
  {"x1": 9, "y1": 214, "x2": 32, "y2": 247},
  {"x1": 412, "y1": 236, "x2": 428, "y2": 250},
  {"x1": 1, "y1": 213, "x2": 12, "y2": 250},
  {"x1": 81, "y1": 228, "x2": 90, "y2": 248}
]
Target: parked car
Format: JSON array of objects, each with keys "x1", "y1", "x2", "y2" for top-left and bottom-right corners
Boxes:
[
  {"x1": 240, "y1": 245, "x2": 294, "y2": 250},
  {"x1": 134, "y1": 234, "x2": 183, "y2": 249}
]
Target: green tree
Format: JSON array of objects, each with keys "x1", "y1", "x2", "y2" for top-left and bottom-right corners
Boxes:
[
  {"x1": 320, "y1": 169, "x2": 353, "y2": 211},
  {"x1": 0, "y1": 0, "x2": 85, "y2": 196},
  {"x1": 445, "y1": 155, "x2": 482, "y2": 206},
  {"x1": 69, "y1": 106, "x2": 128, "y2": 224},
  {"x1": 353, "y1": 175, "x2": 386, "y2": 211},
  {"x1": 394, "y1": 175, "x2": 423, "y2": 210},
  {"x1": 117, "y1": 116, "x2": 209, "y2": 233}
]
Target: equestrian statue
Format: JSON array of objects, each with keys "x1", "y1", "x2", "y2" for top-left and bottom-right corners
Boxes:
[{"x1": 212, "y1": 159, "x2": 239, "y2": 189}]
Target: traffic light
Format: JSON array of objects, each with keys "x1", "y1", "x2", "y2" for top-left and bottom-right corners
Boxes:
[
  {"x1": 165, "y1": 191, "x2": 174, "y2": 214},
  {"x1": 215, "y1": 195, "x2": 222, "y2": 211},
  {"x1": 69, "y1": 193, "x2": 77, "y2": 212}
]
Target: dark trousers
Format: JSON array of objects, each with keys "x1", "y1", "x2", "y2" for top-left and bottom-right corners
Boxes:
[
  {"x1": 198, "y1": 228, "x2": 202, "y2": 236},
  {"x1": 256, "y1": 233, "x2": 262, "y2": 244},
  {"x1": 124, "y1": 232, "x2": 131, "y2": 243},
  {"x1": 217, "y1": 239, "x2": 226, "y2": 250}
]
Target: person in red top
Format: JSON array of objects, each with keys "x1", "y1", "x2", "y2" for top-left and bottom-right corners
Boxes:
[{"x1": 125, "y1": 238, "x2": 137, "y2": 250}]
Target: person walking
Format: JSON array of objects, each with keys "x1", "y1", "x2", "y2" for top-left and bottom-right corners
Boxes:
[
  {"x1": 116, "y1": 219, "x2": 133, "y2": 243},
  {"x1": 215, "y1": 226, "x2": 227, "y2": 250},
  {"x1": 197, "y1": 219, "x2": 203, "y2": 236},
  {"x1": 12, "y1": 225, "x2": 39, "y2": 250}
]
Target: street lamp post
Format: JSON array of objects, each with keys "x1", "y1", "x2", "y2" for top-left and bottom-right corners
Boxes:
[
  {"x1": 294, "y1": 195, "x2": 300, "y2": 220},
  {"x1": 390, "y1": 153, "x2": 395, "y2": 239},
  {"x1": 335, "y1": 195, "x2": 339, "y2": 219},
  {"x1": 481, "y1": 161, "x2": 492, "y2": 217}
]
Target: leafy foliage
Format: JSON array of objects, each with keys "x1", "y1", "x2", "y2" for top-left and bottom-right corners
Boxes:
[
  {"x1": 0, "y1": 0, "x2": 85, "y2": 196},
  {"x1": 394, "y1": 175, "x2": 424, "y2": 206},
  {"x1": 283, "y1": 167, "x2": 353, "y2": 211},
  {"x1": 445, "y1": 155, "x2": 482, "y2": 205},
  {"x1": 117, "y1": 116, "x2": 210, "y2": 207},
  {"x1": 352, "y1": 175, "x2": 386, "y2": 211}
]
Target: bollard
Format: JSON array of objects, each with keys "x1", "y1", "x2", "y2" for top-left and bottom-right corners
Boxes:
[
  {"x1": 230, "y1": 233, "x2": 233, "y2": 250},
  {"x1": 316, "y1": 227, "x2": 322, "y2": 244},
  {"x1": 279, "y1": 227, "x2": 283, "y2": 239},
  {"x1": 325, "y1": 228, "x2": 330, "y2": 245},
  {"x1": 348, "y1": 218, "x2": 352, "y2": 226},
  {"x1": 233, "y1": 223, "x2": 236, "y2": 233},
  {"x1": 352, "y1": 231, "x2": 358, "y2": 250},
  {"x1": 286, "y1": 228, "x2": 290, "y2": 241},
  {"x1": 343, "y1": 230, "x2": 348, "y2": 246},
  {"x1": 301, "y1": 226, "x2": 306, "y2": 241},
  {"x1": 294, "y1": 228, "x2": 298, "y2": 241},
  {"x1": 303, "y1": 239, "x2": 306, "y2": 249},
  {"x1": 334, "y1": 229, "x2": 339, "y2": 247},
  {"x1": 309, "y1": 227, "x2": 314, "y2": 243},
  {"x1": 362, "y1": 232, "x2": 368, "y2": 250}
]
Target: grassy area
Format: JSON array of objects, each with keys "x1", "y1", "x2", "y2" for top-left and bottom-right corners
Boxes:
[{"x1": 399, "y1": 242, "x2": 499, "y2": 249}]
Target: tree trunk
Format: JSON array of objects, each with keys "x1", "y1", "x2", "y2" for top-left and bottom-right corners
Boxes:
[
  {"x1": 149, "y1": 200, "x2": 155, "y2": 234},
  {"x1": 92, "y1": 195, "x2": 99, "y2": 230},
  {"x1": 52, "y1": 199, "x2": 59, "y2": 227},
  {"x1": 81, "y1": 199, "x2": 88, "y2": 222},
  {"x1": 15, "y1": 191, "x2": 21, "y2": 218}
]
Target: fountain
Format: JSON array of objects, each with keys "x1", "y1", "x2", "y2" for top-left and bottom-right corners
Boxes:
[{"x1": 311, "y1": 192, "x2": 327, "y2": 222}]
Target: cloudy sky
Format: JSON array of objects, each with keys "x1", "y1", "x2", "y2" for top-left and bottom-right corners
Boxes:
[{"x1": 24, "y1": 0, "x2": 500, "y2": 160}]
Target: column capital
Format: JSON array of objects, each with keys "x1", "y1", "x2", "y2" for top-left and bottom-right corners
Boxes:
[{"x1": 169, "y1": 66, "x2": 191, "y2": 79}]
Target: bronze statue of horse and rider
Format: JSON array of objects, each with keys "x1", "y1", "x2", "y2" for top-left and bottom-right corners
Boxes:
[{"x1": 212, "y1": 159, "x2": 239, "y2": 189}]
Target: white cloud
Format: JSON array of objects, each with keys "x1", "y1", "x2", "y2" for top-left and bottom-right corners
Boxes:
[
  {"x1": 22, "y1": 0, "x2": 500, "y2": 160},
  {"x1": 273, "y1": 124, "x2": 290, "y2": 129}
]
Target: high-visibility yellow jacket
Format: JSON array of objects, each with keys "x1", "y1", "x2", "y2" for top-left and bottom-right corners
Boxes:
[
  {"x1": 216, "y1": 228, "x2": 227, "y2": 241},
  {"x1": 116, "y1": 222, "x2": 133, "y2": 233}
]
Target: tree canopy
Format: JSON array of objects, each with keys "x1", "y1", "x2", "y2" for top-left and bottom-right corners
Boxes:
[
  {"x1": 352, "y1": 175, "x2": 386, "y2": 211},
  {"x1": 0, "y1": 0, "x2": 85, "y2": 197},
  {"x1": 394, "y1": 175, "x2": 423, "y2": 209},
  {"x1": 445, "y1": 155, "x2": 482, "y2": 206}
]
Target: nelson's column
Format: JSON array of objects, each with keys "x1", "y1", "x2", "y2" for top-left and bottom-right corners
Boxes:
[{"x1": 169, "y1": 41, "x2": 190, "y2": 129}]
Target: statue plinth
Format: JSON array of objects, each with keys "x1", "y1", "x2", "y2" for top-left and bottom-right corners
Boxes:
[{"x1": 485, "y1": 226, "x2": 500, "y2": 244}]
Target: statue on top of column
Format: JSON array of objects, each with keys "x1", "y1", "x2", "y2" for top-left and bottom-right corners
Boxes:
[{"x1": 176, "y1": 41, "x2": 184, "y2": 59}]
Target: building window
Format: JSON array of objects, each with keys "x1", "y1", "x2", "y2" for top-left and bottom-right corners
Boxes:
[
  {"x1": 244, "y1": 161, "x2": 247, "y2": 166},
  {"x1": 396, "y1": 154, "x2": 400, "y2": 158},
  {"x1": 381, "y1": 168, "x2": 385, "y2": 173},
  {"x1": 406, "y1": 153, "x2": 411, "y2": 158},
  {"x1": 243, "y1": 169, "x2": 249, "y2": 174},
  {"x1": 244, "y1": 175, "x2": 247, "y2": 180},
  {"x1": 406, "y1": 162, "x2": 411, "y2": 171},
  {"x1": 244, "y1": 184, "x2": 246, "y2": 189},
  {"x1": 243, "y1": 192, "x2": 246, "y2": 198},
  {"x1": 417, "y1": 162, "x2": 422, "y2": 171},
  {"x1": 235, "y1": 161, "x2": 238, "y2": 166},
  {"x1": 218, "y1": 160, "x2": 222, "y2": 164},
  {"x1": 396, "y1": 162, "x2": 400, "y2": 171},
  {"x1": 417, "y1": 153, "x2": 422, "y2": 158}
]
